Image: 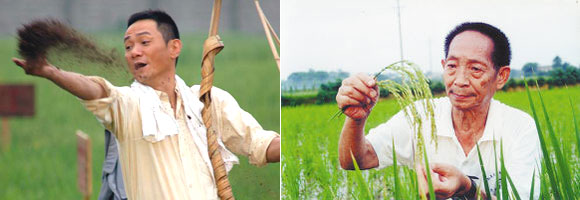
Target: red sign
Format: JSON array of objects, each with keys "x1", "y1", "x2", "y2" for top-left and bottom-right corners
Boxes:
[{"x1": 0, "y1": 85, "x2": 34, "y2": 117}]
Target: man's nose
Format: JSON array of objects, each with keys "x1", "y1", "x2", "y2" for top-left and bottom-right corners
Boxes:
[
  {"x1": 130, "y1": 46, "x2": 143, "y2": 58},
  {"x1": 454, "y1": 67, "x2": 469, "y2": 87}
]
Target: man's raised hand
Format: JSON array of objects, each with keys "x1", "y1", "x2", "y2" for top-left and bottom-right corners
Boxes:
[
  {"x1": 336, "y1": 73, "x2": 380, "y2": 120},
  {"x1": 12, "y1": 57, "x2": 106, "y2": 100},
  {"x1": 12, "y1": 57, "x2": 56, "y2": 78}
]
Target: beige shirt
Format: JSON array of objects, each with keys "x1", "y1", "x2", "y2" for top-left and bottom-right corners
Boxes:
[{"x1": 82, "y1": 76, "x2": 278, "y2": 200}]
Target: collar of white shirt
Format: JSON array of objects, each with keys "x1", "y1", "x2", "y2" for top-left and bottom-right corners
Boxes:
[{"x1": 435, "y1": 98, "x2": 499, "y2": 143}]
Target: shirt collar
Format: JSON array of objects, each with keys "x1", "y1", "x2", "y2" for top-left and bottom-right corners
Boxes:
[{"x1": 435, "y1": 98, "x2": 499, "y2": 143}]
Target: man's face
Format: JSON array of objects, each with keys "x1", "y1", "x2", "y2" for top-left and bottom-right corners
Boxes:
[
  {"x1": 442, "y1": 31, "x2": 507, "y2": 111},
  {"x1": 124, "y1": 19, "x2": 177, "y2": 85}
]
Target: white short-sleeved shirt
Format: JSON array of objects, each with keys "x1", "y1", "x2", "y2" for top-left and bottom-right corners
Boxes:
[{"x1": 366, "y1": 97, "x2": 540, "y2": 199}]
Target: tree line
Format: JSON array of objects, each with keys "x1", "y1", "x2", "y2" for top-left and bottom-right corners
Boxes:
[{"x1": 282, "y1": 56, "x2": 579, "y2": 106}]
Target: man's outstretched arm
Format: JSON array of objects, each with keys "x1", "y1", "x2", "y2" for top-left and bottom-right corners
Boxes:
[{"x1": 12, "y1": 58, "x2": 106, "y2": 100}]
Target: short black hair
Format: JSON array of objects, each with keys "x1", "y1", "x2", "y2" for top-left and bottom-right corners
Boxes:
[
  {"x1": 127, "y1": 9, "x2": 180, "y2": 43},
  {"x1": 444, "y1": 22, "x2": 511, "y2": 70},
  {"x1": 127, "y1": 10, "x2": 180, "y2": 65}
]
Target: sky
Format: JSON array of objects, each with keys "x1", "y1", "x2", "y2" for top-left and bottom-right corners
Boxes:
[{"x1": 281, "y1": 0, "x2": 580, "y2": 80}]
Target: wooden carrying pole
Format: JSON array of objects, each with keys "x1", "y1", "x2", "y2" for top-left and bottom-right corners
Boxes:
[
  {"x1": 200, "y1": 0, "x2": 234, "y2": 199},
  {"x1": 254, "y1": 0, "x2": 280, "y2": 71},
  {"x1": 76, "y1": 130, "x2": 92, "y2": 200}
]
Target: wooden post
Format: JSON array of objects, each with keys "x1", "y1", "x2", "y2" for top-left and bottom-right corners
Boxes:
[
  {"x1": 76, "y1": 130, "x2": 92, "y2": 200},
  {"x1": 1, "y1": 118, "x2": 9, "y2": 152}
]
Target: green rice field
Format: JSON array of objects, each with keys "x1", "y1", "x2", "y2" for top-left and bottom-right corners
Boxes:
[
  {"x1": 0, "y1": 33, "x2": 280, "y2": 199},
  {"x1": 282, "y1": 85, "x2": 580, "y2": 199}
]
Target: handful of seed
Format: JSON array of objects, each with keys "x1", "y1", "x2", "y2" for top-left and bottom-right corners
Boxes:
[{"x1": 16, "y1": 18, "x2": 129, "y2": 84}]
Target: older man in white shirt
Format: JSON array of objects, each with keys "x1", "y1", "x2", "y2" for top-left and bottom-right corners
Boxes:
[{"x1": 336, "y1": 22, "x2": 540, "y2": 199}]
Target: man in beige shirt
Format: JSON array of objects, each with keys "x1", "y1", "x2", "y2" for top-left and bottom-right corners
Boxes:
[{"x1": 12, "y1": 10, "x2": 280, "y2": 200}]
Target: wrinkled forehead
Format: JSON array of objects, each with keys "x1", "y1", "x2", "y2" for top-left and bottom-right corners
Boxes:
[{"x1": 448, "y1": 31, "x2": 494, "y2": 62}]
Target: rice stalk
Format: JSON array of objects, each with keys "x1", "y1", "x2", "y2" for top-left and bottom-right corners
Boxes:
[
  {"x1": 374, "y1": 60, "x2": 437, "y2": 161},
  {"x1": 568, "y1": 89, "x2": 579, "y2": 159},
  {"x1": 529, "y1": 169, "x2": 536, "y2": 200},
  {"x1": 534, "y1": 79, "x2": 574, "y2": 198},
  {"x1": 392, "y1": 138, "x2": 401, "y2": 199},
  {"x1": 349, "y1": 151, "x2": 373, "y2": 199},
  {"x1": 421, "y1": 143, "x2": 435, "y2": 200},
  {"x1": 493, "y1": 136, "x2": 500, "y2": 199},
  {"x1": 523, "y1": 77, "x2": 561, "y2": 199},
  {"x1": 476, "y1": 143, "x2": 492, "y2": 200},
  {"x1": 505, "y1": 168, "x2": 521, "y2": 199},
  {"x1": 500, "y1": 140, "x2": 509, "y2": 200}
]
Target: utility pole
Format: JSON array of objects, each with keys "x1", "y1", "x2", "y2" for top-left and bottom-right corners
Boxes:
[
  {"x1": 396, "y1": 0, "x2": 404, "y2": 63},
  {"x1": 428, "y1": 38, "x2": 433, "y2": 72}
]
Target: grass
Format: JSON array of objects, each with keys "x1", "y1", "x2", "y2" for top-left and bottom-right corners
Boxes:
[
  {"x1": 281, "y1": 85, "x2": 580, "y2": 199},
  {"x1": 0, "y1": 32, "x2": 280, "y2": 199}
]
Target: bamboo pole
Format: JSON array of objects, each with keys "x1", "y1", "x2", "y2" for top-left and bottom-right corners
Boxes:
[
  {"x1": 201, "y1": 0, "x2": 234, "y2": 199},
  {"x1": 254, "y1": 0, "x2": 280, "y2": 71}
]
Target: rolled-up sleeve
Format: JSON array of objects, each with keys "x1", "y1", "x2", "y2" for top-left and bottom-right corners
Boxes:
[
  {"x1": 210, "y1": 87, "x2": 279, "y2": 167},
  {"x1": 80, "y1": 76, "x2": 124, "y2": 141}
]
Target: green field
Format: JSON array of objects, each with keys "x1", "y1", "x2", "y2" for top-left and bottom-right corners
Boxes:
[
  {"x1": 281, "y1": 86, "x2": 580, "y2": 199},
  {"x1": 0, "y1": 32, "x2": 280, "y2": 199}
]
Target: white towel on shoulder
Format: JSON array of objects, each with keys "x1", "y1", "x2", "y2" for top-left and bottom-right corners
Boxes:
[{"x1": 130, "y1": 75, "x2": 239, "y2": 173}]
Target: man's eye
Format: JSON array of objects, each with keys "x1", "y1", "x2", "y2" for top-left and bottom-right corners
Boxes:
[
  {"x1": 142, "y1": 41, "x2": 150, "y2": 45},
  {"x1": 472, "y1": 66, "x2": 482, "y2": 71},
  {"x1": 447, "y1": 64, "x2": 456, "y2": 69},
  {"x1": 125, "y1": 46, "x2": 132, "y2": 51}
]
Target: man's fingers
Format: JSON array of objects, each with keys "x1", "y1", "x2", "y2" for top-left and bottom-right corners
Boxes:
[
  {"x1": 338, "y1": 86, "x2": 371, "y2": 106},
  {"x1": 343, "y1": 74, "x2": 378, "y2": 100},
  {"x1": 355, "y1": 73, "x2": 376, "y2": 87},
  {"x1": 336, "y1": 94, "x2": 366, "y2": 109},
  {"x1": 12, "y1": 58, "x2": 25, "y2": 67},
  {"x1": 431, "y1": 163, "x2": 453, "y2": 177}
]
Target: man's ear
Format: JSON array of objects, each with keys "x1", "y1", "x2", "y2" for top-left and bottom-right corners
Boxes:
[
  {"x1": 168, "y1": 39, "x2": 182, "y2": 59},
  {"x1": 441, "y1": 59, "x2": 446, "y2": 69},
  {"x1": 496, "y1": 66, "x2": 511, "y2": 89}
]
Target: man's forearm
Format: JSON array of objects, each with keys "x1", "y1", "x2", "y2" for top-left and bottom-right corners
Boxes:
[
  {"x1": 338, "y1": 118, "x2": 378, "y2": 170},
  {"x1": 44, "y1": 67, "x2": 107, "y2": 100},
  {"x1": 266, "y1": 136, "x2": 280, "y2": 163}
]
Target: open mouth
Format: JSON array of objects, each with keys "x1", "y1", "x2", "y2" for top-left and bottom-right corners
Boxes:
[{"x1": 134, "y1": 62, "x2": 148, "y2": 70}]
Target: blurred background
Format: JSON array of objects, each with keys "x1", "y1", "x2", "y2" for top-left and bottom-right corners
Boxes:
[{"x1": 0, "y1": 0, "x2": 280, "y2": 199}]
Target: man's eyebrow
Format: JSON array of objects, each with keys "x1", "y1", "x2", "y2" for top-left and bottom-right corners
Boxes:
[
  {"x1": 446, "y1": 56, "x2": 458, "y2": 61},
  {"x1": 123, "y1": 31, "x2": 152, "y2": 42},
  {"x1": 136, "y1": 31, "x2": 151, "y2": 37}
]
